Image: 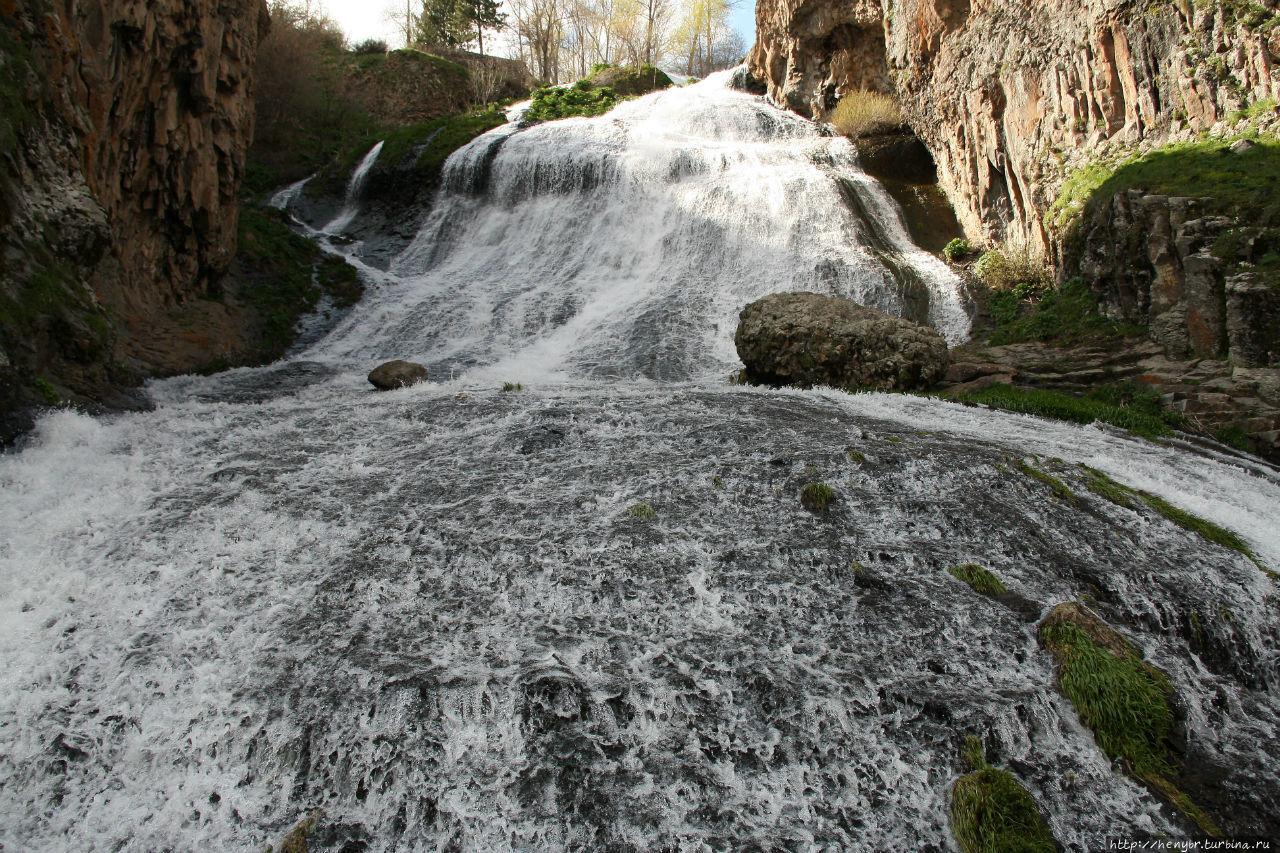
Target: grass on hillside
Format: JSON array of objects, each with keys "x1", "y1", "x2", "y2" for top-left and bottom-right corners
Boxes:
[{"x1": 953, "y1": 382, "x2": 1183, "y2": 440}]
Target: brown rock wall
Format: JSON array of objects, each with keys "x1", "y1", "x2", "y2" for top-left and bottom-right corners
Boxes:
[
  {"x1": 1, "y1": 0, "x2": 269, "y2": 439},
  {"x1": 749, "y1": 0, "x2": 1279, "y2": 248}
]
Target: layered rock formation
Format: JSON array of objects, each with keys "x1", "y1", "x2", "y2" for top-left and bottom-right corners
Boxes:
[
  {"x1": 1, "y1": 0, "x2": 269, "y2": 440},
  {"x1": 749, "y1": 0, "x2": 1279, "y2": 248}
]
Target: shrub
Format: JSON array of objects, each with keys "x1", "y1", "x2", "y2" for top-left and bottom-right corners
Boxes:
[
  {"x1": 352, "y1": 38, "x2": 388, "y2": 55},
  {"x1": 800, "y1": 482, "x2": 835, "y2": 510},
  {"x1": 829, "y1": 90, "x2": 904, "y2": 138},
  {"x1": 988, "y1": 277, "x2": 1146, "y2": 346},
  {"x1": 525, "y1": 84, "x2": 618, "y2": 121},
  {"x1": 943, "y1": 238, "x2": 971, "y2": 262},
  {"x1": 972, "y1": 244, "x2": 1052, "y2": 296}
]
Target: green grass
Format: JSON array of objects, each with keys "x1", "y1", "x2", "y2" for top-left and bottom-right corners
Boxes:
[
  {"x1": 502, "y1": 382, "x2": 523, "y2": 392},
  {"x1": 948, "y1": 563, "x2": 1007, "y2": 597},
  {"x1": 1081, "y1": 466, "x2": 1270, "y2": 575},
  {"x1": 954, "y1": 383, "x2": 1181, "y2": 440},
  {"x1": 988, "y1": 277, "x2": 1147, "y2": 345},
  {"x1": 846, "y1": 449, "x2": 867, "y2": 464},
  {"x1": 628, "y1": 502, "x2": 656, "y2": 519},
  {"x1": 1039, "y1": 619, "x2": 1221, "y2": 836},
  {"x1": 1015, "y1": 459, "x2": 1078, "y2": 505},
  {"x1": 950, "y1": 737, "x2": 1057, "y2": 853},
  {"x1": 31, "y1": 378, "x2": 59, "y2": 405},
  {"x1": 800, "y1": 482, "x2": 835, "y2": 511},
  {"x1": 1040, "y1": 621, "x2": 1175, "y2": 777}
]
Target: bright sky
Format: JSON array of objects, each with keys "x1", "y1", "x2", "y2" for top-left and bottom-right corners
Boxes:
[{"x1": 316, "y1": 0, "x2": 757, "y2": 58}]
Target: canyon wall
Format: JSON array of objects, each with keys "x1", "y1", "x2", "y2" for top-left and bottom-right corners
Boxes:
[
  {"x1": 749, "y1": 0, "x2": 1280, "y2": 249},
  {"x1": 1, "y1": 0, "x2": 269, "y2": 439}
]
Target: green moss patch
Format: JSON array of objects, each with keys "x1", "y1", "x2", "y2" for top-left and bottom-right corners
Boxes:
[
  {"x1": 627, "y1": 502, "x2": 656, "y2": 519},
  {"x1": 948, "y1": 563, "x2": 1007, "y2": 597},
  {"x1": 950, "y1": 736, "x2": 1057, "y2": 853},
  {"x1": 1079, "y1": 466, "x2": 1268, "y2": 574},
  {"x1": 1038, "y1": 604, "x2": 1220, "y2": 836}
]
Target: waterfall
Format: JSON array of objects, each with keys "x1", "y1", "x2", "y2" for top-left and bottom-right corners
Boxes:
[
  {"x1": 322, "y1": 140, "x2": 386, "y2": 236},
  {"x1": 306, "y1": 72, "x2": 969, "y2": 383},
  {"x1": 2, "y1": 72, "x2": 1278, "y2": 851}
]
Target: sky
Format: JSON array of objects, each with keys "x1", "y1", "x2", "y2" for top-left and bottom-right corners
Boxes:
[{"x1": 316, "y1": 0, "x2": 757, "y2": 60}]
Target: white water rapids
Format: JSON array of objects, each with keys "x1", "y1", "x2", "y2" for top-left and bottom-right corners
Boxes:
[{"x1": 2, "y1": 72, "x2": 1279, "y2": 850}]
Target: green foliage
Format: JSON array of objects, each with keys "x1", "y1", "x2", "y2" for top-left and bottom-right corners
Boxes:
[
  {"x1": 948, "y1": 563, "x2": 1007, "y2": 597},
  {"x1": 1015, "y1": 459, "x2": 1077, "y2": 505},
  {"x1": 800, "y1": 482, "x2": 835, "y2": 510},
  {"x1": 846, "y1": 449, "x2": 866, "y2": 464},
  {"x1": 951, "y1": 742, "x2": 1057, "y2": 853},
  {"x1": 31, "y1": 378, "x2": 59, "y2": 406},
  {"x1": 525, "y1": 84, "x2": 619, "y2": 121},
  {"x1": 628, "y1": 502, "x2": 656, "y2": 519},
  {"x1": 236, "y1": 205, "x2": 363, "y2": 356},
  {"x1": 988, "y1": 277, "x2": 1147, "y2": 346},
  {"x1": 943, "y1": 238, "x2": 972, "y2": 261},
  {"x1": 829, "y1": 90, "x2": 904, "y2": 137},
  {"x1": 1039, "y1": 622, "x2": 1175, "y2": 779},
  {"x1": 1082, "y1": 466, "x2": 1136, "y2": 509},
  {"x1": 501, "y1": 382, "x2": 523, "y2": 391},
  {"x1": 955, "y1": 383, "x2": 1180, "y2": 440}
]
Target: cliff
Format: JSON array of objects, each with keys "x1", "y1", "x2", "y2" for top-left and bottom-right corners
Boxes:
[
  {"x1": 749, "y1": 0, "x2": 1279, "y2": 249},
  {"x1": 1, "y1": 0, "x2": 269, "y2": 441}
]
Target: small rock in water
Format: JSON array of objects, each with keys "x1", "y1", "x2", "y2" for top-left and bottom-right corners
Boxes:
[{"x1": 368, "y1": 360, "x2": 428, "y2": 390}]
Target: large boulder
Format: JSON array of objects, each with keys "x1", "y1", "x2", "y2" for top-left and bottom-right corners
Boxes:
[
  {"x1": 734, "y1": 292, "x2": 948, "y2": 391},
  {"x1": 368, "y1": 360, "x2": 428, "y2": 390}
]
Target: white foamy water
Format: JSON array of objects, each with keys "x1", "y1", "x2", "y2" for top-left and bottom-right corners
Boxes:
[
  {"x1": 1, "y1": 73, "x2": 1277, "y2": 850},
  {"x1": 323, "y1": 140, "x2": 386, "y2": 236}
]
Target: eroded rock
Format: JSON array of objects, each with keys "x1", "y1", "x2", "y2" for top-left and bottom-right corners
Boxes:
[
  {"x1": 734, "y1": 292, "x2": 948, "y2": 391},
  {"x1": 368, "y1": 360, "x2": 429, "y2": 390}
]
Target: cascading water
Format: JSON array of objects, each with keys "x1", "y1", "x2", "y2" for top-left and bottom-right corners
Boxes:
[
  {"x1": 323, "y1": 140, "x2": 387, "y2": 236},
  {"x1": 2, "y1": 72, "x2": 1278, "y2": 851}
]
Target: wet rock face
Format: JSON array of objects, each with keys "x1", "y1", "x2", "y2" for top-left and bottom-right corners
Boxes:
[
  {"x1": 0, "y1": 0, "x2": 269, "y2": 437},
  {"x1": 735, "y1": 292, "x2": 948, "y2": 390},
  {"x1": 749, "y1": 0, "x2": 1279, "y2": 247}
]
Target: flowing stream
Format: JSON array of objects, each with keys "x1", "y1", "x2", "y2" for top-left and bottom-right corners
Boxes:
[{"x1": 2, "y1": 72, "x2": 1279, "y2": 851}]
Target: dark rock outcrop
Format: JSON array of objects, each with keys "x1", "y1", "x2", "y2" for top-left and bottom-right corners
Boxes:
[
  {"x1": 1, "y1": 0, "x2": 270, "y2": 442},
  {"x1": 368, "y1": 360, "x2": 428, "y2": 390},
  {"x1": 735, "y1": 292, "x2": 948, "y2": 390}
]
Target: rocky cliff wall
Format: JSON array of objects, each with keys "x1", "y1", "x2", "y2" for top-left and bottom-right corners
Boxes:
[
  {"x1": 1, "y1": 0, "x2": 269, "y2": 440},
  {"x1": 749, "y1": 0, "x2": 1280, "y2": 249}
]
